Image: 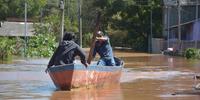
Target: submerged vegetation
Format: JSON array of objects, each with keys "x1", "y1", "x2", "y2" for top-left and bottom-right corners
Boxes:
[
  {"x1": 27, "y1": 34, "x2": 56, "y2": 57},
  {"x1": 0, "y1": 37, "x2": 15, "y2": 60},
  {"x1": 0, "y1": 34, "x2": 56, "y2": 59},
  {"x1": 185, "y1": 48, "x2": 200, "y2": 59}
]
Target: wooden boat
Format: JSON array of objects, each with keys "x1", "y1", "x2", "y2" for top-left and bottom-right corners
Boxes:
[{"x1": 48, "y1": 57, "x2": 123, "y2": 90}]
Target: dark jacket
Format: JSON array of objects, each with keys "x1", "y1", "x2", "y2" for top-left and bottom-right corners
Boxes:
[{"x1": 48, "y1": 40, "x2": 86, "y2": 67}]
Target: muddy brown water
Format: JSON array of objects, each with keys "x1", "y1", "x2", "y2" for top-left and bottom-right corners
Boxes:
[{"x1": 1, "y1": 50, "x2": 200, "y2": 100}]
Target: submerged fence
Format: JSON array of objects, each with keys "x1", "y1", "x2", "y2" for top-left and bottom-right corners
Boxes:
[{"x1": 152, "y1": 38, "x2": 200, "y2": 54}]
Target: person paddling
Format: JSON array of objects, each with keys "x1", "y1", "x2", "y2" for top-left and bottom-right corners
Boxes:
[{"x1": 88, "y1": 31, "x2": 115, "y2": 66}]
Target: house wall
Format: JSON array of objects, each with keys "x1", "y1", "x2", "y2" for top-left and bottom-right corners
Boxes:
[
  {"x1": 0, "y1": 22, "x2": 34, "y2": 36},
  {"x1": 163, "y1": 0, "x2": 200, "y2": 41}
]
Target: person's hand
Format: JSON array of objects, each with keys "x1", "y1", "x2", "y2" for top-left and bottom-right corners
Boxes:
[
  {"x1": 45, "y1": 68, "x2": 49, "y2": 73},
  {"x1": 84, "y1": 63, "x2": 88, "y2": 68},
  {"x1": 87, "y1": 59, "x2": 91, "y2": 65},
  {"x1": 81, "y1": 60, "x2": 88, "y2": 68}
]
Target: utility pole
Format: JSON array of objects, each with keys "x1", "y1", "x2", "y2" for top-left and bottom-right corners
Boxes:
[
  {"x1": 177, "y1": 0, "x2": 181, "y2": 41},
  {"x1": 177, "y1": 0, "x2": 181, "y2": 51},
  {"x1": 24, "y1": 1, "x2": 28, "y2": 58},
  {"x1": 195, "y1": 0, "x2": 199, "y2": 48},
  {"x1": 150, "y1": 9, "x2": 153, "y2": 53},
  {"x1": 167, "y1": 6, "x2": 170, "y2": 48},
  {"x1": 78, "y1": 0, "x2": 82, "y2": 48},
  {"x1": 148, "y1": 1, "x2": 153, "y2": 53},
  {"x1": 148, "y1": 9, "x2": 153, "y2": 53},
  {"x1": 59, "y1": 0, "x2": 65, "y2": 42}
]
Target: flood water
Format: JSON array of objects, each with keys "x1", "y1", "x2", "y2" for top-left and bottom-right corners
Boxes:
[{"x1": 1, "y1": 50, "x2": 200, "y2": 100}]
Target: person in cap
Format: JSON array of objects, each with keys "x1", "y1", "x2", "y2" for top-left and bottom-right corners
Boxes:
[
  {"x1": 45, "y1": 32, "x2": 87, "y2": 72},
  {"x1": 90, "y1": 31, "x2": 115, "y2": 66}
]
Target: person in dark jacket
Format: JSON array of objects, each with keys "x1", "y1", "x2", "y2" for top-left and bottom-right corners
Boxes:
[
  {"x1": 91, "y1": 31, "x2": 115, "y2": 66},
  {"x1": 45, "y1": 32, "x2": 87, "y2": 72}
]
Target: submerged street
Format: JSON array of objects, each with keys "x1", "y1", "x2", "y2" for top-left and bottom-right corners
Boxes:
[
  {"x1": 0, "y1": 50, "x2": 200, "y2": 100},
  {"x1": 0, "y1": 0, "x2": 199, "y2": 100}
]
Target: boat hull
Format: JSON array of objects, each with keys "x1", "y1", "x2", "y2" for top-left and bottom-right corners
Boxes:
[{"x1": 48, "y1": 59, "x2": 123, "y2": 90}]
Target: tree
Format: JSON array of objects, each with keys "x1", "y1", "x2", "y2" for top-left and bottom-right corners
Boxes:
[
  {"x1": 91, "y1": 0, "x2": 163, "y2": 51},
  {"x1": 0, "y1": 0, "x2": 47, "y2": 20}
]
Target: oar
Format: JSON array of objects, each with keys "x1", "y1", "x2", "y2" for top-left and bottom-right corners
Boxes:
[{"x1": 87, "y1": 12, "x2": 101, "y2": 64}]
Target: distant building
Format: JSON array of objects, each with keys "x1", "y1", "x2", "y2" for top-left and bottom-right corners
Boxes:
[
  {"x1": 163, "y1": 0, "x2": 200, "y2": 41},
  {"x1": 0, "y1": 18, "x2": 34, "y2": 37},
  {"x1": 0, "y1": 22, "x2": 34, "y2": 37},
  {"x1": 152, "y1": 0, "x2": 200, "y2": 53}
]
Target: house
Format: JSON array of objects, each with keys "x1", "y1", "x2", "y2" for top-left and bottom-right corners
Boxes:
[
  {"x1": 0, "y1": 18, "x2": 34, "y2": 37},
  {"x1": 152, "y1": 0, "x2": 200, "y2": 54},
  {"x1": 0, "y1": 21, "x2": 34, "y2": 37}
]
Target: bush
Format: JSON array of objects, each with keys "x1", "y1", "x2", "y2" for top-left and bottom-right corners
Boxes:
[
  {"x1": 196, "y1": 49, "x2": 200, "y2": 59},
  {"x1": 83, "y1": 32, "x2": 92, "y2": 47},
  {"x1": 0, "y1": 37, "x2": 16, "y2": 60},
  {"x1": 27, "y1": 32, "x2": 57, "y2": 58},
  {"x1": 43, "y1": 15, "x2": 78, "y2": 41},
  {"x1": 185, "y1": 48, "x2": 200, "y2": 59}
]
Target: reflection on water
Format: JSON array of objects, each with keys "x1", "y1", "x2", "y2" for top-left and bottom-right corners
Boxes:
[
  {"x1": 1, "y1": 51, "x2": 200, "y2": 100},
  {"x1": 50, "y1": 85, "x2": 122, "y2": 100},
  {"x1": 0, "y1": 80, "x2": 54, "y2": 100},
  {"x1": 121, "y1": 69, "x2": 192, "y2": 83}
]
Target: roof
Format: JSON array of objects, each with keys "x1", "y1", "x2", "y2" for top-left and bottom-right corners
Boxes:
[
  {"x1": 6, "y1": 17, "x2": 34, "y2": 22},
  {"x1": 0, "y1": 22, "x2": 34, "y2": 36}
]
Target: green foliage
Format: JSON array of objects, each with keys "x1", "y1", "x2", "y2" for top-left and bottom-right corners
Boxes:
[
  {"x1": 196, "y1": 49, "x2": 200, "y2": 59},
  {"x1": 0, "y1": 34, "x2": 56, "y2": 59},
  {"x1": 0, "y1": 0, "x2": 47, "y2": 20},
  {"x1": 0, "y1": 37, "x2": 16, "y2": 60},
  {"x1": 27, "y1": 0, "x2": 47, "y2": 17},
  {"x1": 64, "y1": 17, "x2": 78, "y2": 32},
  {"x1": 0, "y1": 0, "x2": 79, "y2": 58},
  {"x1": 42, "y1": 15, "x2": 78, "y2": 41},
  {"x1": 83, "y1": 32, "x2": 92, "y2": 47},
  {"x1": 0, "y1": 0, "x2": 163, "y2": 52},
  {"x1": 90, "y1": 0, "x2": 163, "y2": 51},
  {"x1": 27, "y1": 15, "x2": 79, "y2": 57},
  {"x1": 27, "y1": 23, "x2": 57, "y2": 57},
  {"x1": 109, "y1": 29, "x2": 128, "y2": 47},
  {"x1": 42, "y1": 15, "x2": 60, "y2": 40},
  {"x1": 185, "y1": 48, "x2": 200, "y2": 59},
  {"x1": 13, "y1": 37, "x2": 24, "y2": 55}
]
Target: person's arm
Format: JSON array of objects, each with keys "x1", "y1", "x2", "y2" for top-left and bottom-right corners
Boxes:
[
  {"x1": 45, "y1": 47, "x2": 58, "y2": 73},
  {"x1": 96, "y1": 36, "x2": 108, "y2": 41},
  {"x1": 76, "y1": 46, "x2": 88, "y2": 67},
  {"x1": 47, "y1": 46, "x2": 60, "y2": 68}
]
